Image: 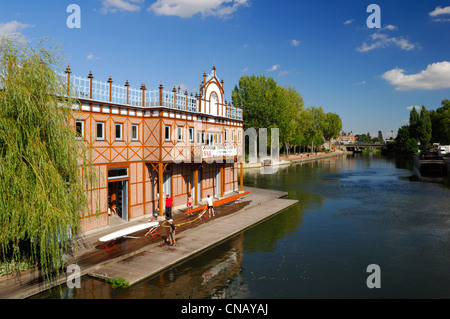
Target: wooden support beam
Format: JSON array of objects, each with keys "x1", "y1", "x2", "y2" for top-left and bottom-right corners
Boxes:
[{"x1": 194, "y1": 167, "x2": 198, "y2": 205}]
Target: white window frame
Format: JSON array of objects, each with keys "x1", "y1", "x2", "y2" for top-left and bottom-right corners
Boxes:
[
  {"x1": 96, "y1": 122, "x2": 105, "y2": 140},
  {"x1": 165, "y1": 125, "x2": 171, "y2": 141},
  {"x1": 131, "y1": 124, "x2": 139, "y2": 141},
  {"x1": 207, "y1": 132, "x2": 214, "y2": 146},
  {"x1": 115, "y1": 123, "x2": 123, "y2": 141},
  {"x1": 75, "y1": 120, "x2": 84, "y2": 140},
  {"x1": 189, "y1": 127, "x2": 194, "y2": 142},
  {"x1": 178, "y1": 126, "x2": 183, "y2": 142}
]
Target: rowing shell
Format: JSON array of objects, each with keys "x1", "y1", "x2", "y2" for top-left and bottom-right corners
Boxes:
[{"x1": 183, "y1": 192, "x2": 249, "y2": 215}]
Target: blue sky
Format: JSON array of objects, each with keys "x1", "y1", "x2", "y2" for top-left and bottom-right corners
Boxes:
[{"x1": 1, "y1": 0, "x2": 450, "y2": 139}]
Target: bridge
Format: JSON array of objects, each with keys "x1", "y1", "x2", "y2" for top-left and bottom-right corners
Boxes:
[{"x1": 340, "y1": 143, "x2": 386, "y2": 152}]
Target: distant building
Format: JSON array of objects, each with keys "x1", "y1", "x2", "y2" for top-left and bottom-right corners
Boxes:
[
  {"x1": 63, "y1": 66, "x2": 244, "y2": 233},
  {"x1": 331, "y1": 131, "x2": 356, "y2": 145}
]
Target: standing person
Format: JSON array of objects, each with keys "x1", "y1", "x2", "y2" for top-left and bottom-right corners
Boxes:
[
  {"x1": 206, "y1": 195, "x2": 215, "y2": 217},
  {"x1": 187, "y1": 194, "x2": 193, "y2": 212},
  {"x1": 165, "y1": 194, "x2": 173, "y2": 220},
  {"x1": 168, "y1": 219, "x2": 176, "y2": 246}
]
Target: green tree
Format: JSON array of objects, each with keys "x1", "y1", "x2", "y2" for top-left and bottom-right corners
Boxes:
[
  {"x1": 232, "y1": 75, "x2": 278, "y2": 131},
  {"x1": 296, "y1": 107, "x2": 314, "y2": 153},
  {"x1": 430, "y1": 99, "x2": 450, "y2": 144},
  {"x1": 323, "y1": 112, "x2": 342, "y2": 149},
  {"x1": 323, "y1": 112, "x2": 342, "y2": 140},
  {"x1": 276, "y1": 85, "x2": 304, "y2": 155},
  {"x1": 232, "y1": 75, "x2": 305, "y2": 156},
  {"x1": 309, "y1": 106, "x2": 326, "y2": 153},
  {"x1": 377, "y1": 130, "x2": 384, "y2": 142},
  {"x1": 0, "y1": 37, "x2": 95, "y2": 281},
  {"x1": 409, "y1": 107, "x2": 420, "y2": 140},
  {"x1": 394, "y1": 125, "x2": 418, "y2": 153},
  {"x1": 418, "y1": 106, "x2": 432, "y2": 147}
]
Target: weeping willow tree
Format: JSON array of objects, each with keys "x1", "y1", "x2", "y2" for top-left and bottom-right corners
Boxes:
[{"x1": 0, "y1": 36, "x2": 95, "y2": 281}]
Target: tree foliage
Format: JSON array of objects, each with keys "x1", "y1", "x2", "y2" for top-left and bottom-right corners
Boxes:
[
  {"x1": 394, "y1": 100, "x2": 449, "y2": 153},
  {"x1": 0, "y1": 37, "x2": 95, "y2": 280},
  {"x1": 232, "y1": 74, "x2": 342, "y2": 156},
  {"x1": 430, "y1": 99, "x2": 450, "y2": 145}
]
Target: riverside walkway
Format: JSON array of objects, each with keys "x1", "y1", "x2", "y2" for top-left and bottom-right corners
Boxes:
[{"x1": 0, "y1": 186, "x2": 297, "y2": 299}]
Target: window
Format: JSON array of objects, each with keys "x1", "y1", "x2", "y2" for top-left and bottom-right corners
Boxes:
[
  {"x1": 75, "y1": 120, "x2": 84, "y2": 139},
  {"x1": 189, "y1": 127, "x2": 194, "y2": 142},
  {"x1": 96, "y1": 122, "x2": 105, "y2": 140},
  {"x1": 232, "y1": 131, "x2": 235, "y2": 142},
  {"x1": 238, "y1": 131, "x2": 241, "y2": 143},
  {"x1": 197, "y1": 132, "x2": 201, "y2": 145},
  {"x1": 108, "y1": 167, "x2": 128, "y2": 180},
  {"x1": 225, "y1": 130, "x2": 228, "y2": 143},
  {"x1": 115, "y1": 123, "x2": 123, "y2": 140},
  {"x1": 207, "y1": 133, "x2": 214, "y2": 145},
  {"x1": 202, "y1": 132, "x2": 205, "y2": 145},
  {"x1": 165, "y1": 125, "x2": 171, "y2": 141},
  {"x1": 132, "y1": 124, "x2": 139, "y2": 141},
  {"x1": 178, "y1": 126, "x2": 183, "y2": 142}
]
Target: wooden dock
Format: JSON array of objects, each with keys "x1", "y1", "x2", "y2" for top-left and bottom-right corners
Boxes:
[
  {"x1": 88, "y1": 188, "x2": 297, "y2": 286},
  {"x1": 0, "y1": 186, "x2": 297, "y2": 298}
]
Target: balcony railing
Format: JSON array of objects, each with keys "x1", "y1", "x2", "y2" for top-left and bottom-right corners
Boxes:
[{"x1": 60, "y1": 72, "x2": 242, "y2": 120}]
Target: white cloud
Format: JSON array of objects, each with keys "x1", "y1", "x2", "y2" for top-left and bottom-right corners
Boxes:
[
  {"x1": 429, "y1": 6, "x2": 450, "y2": 17},
  {"x1": 357, "y1": 32, "x2": 416, "y2": 52},
  {"x1": 0, "y1": 20, "x2": 34, "y2": 37},
  {"x1": 87, "y1": 53, "x2": 100, "y2": 61},
  {"x1": 383, "y1": 24, "x2": 397, "y2": 30},
  {"x1": 382, "y1": 61, "x2": 450, "y2": 91},
  {"x1": 343, "y1": 19, "x2": 354, "y2": 25},
  {"x1": 290, "y1": 39, "x2": 300, "y2": 47},
  {"x1": 278, "y1": 70, "x2": 290, "y2": 77},
  {"x1": 355, "y1": 80, "x2": 366, "y2": 86},
  {"x1": 149, "y1": 0, "x2": 250, "y2": 18},
  {"x1": 241, "y1": 67, "x2": 248, "y2": 73},
  {"x1": 406, "y1": 105, "x2": 421, "y2": 111},
  {"x1": 100, "y1": 0, "x2": 144, "y2": 14},
  {"x1": 266, "y1": 64, "x2": 280, "y2": 72}
]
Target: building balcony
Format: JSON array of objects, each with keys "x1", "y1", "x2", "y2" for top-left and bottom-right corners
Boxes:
[{"x1": 60, "y1": 71, "x2": 243, "y2": 121}]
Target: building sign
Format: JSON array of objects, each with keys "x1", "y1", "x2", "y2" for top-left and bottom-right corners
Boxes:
[{"x1": 202, "y1": 146, "x2": 237, "y2": 158}]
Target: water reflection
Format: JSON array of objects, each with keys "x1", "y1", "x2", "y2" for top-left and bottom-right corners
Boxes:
[{"x1": 34, "y1": 153, "x2": 450, "y2": 299}]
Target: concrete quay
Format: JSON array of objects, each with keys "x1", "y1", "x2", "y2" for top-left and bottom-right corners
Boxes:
[{"x1": 0, "y1": 186, "x2": 297, "y2": 299}]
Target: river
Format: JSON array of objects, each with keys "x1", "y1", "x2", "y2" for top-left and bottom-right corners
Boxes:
[{"x1": 34, "y1": 152, "x2": 450, "y2": 299}]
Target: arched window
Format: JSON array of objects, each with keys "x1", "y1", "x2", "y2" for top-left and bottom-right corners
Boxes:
[{"x1": 210, "y1": 92, "x2": 218, "y2": 115}]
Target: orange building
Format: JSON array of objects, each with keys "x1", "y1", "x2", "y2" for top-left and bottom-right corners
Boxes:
[{"x1": 64, "y1": 66, "x2": 244, "y2": 233}]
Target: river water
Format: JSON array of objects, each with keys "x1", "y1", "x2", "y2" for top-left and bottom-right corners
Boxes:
[{"x1": 35, "y1": 152, "x2": 450, "y2": 299}]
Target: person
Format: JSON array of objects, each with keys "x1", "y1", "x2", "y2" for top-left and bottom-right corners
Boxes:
[
  {"x1": 187, "y1": 194, "x2": 193, "y2": 211},
  {"x1": 168, "y1": 219, "x2": 176, "y2": 246},
  {"x1": 165, "y1": 194, "x2": 173, "y2": 220},
  {"x1": 206, "y1": 195, "x2": 215, "y2": 217}
]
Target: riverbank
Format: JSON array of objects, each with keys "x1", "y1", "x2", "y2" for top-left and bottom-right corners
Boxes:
[
  {"x1": 243, "y1": 150, "x2": 348, "y2": 168},
  {"x1": 0, "y1": 186, "x2": 297, "y2": 299}
]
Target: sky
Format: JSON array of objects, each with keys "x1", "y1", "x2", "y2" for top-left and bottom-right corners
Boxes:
[{"x1": 1, "y1": 0, "x2": 450, "y2": 139}]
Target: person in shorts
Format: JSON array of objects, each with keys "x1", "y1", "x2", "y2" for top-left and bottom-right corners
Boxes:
[
  {"x1": 187, "y1": 194, "x2": 193, "y2": 212},
  {"x1": 168, "y1": 219, "x2": 176, "y2": 246},
  {"x1": 206, "y1": 195, "x2": 215, "y2": 217}
]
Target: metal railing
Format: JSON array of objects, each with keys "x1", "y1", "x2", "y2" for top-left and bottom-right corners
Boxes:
[{"x1": 61, "y1": 73, "x2": 242, "y2": 120}]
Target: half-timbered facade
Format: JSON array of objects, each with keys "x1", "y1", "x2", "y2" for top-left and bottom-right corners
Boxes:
[{"x1": 65, "y1": 66, "x2": 244, "y2": 233}]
